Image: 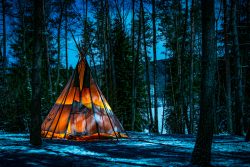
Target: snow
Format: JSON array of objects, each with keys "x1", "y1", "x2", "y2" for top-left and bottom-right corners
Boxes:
[
  {"x1": 0, "y1": 131, "x2": 249, "y2": 166},
  {"x1": 46, "y1": 145, "x2": 107, "y2": 157},
  {"x1": 151, "y1": 106, "x2": 167, "y2": 134}
]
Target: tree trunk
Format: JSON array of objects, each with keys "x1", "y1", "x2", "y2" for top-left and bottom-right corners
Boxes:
[
  {"x1": 189, "y1": 0, "x2": 195, "y2": 134},
  {"x1": 84, "y1": 0, "x2": 88, "y2": 49},
  {"x1": 1, "y1": 0, "x2": 6, "y2": 66},
  {"x1": 0, "y1": 0, "x2": 7, "y2": 90},
  {"x1": 111, "y1": 48, "x2": 117, "y2": 110},
  {"x1": 191, "y1": 0, "x2": 216, "y2": 165},
  {"x1": 43, "y1": 1, "x2": 52, "y2": 101},
  {"x1": 141, "y1": 0, "x2": 153, "y2": 130},
  {"x1": 55, "y1": 1, "x2": 63, "y2": 94},
  {"x1": 152, "y1": 0, "x2": 158, "y2": 133},
  {"x1": 214, "y1": 13, "x2": 219, "y2": 135},
  {"x1": 102, "y1": 0, "x2": 109, "y2": 100},
  {"x1": 224, "y1": 0, "x2": 233, "y2": 133},
  {"x1": 246, "y1": 129, "x2": 250, "y2": 142},
  {"x1": 20, "y1": 2, "x2": 32, "y2": 96},
  {"x1": 133, "y1": 0, "x2": 142, "y2": 130},
  {"x1": 246, "y1": 118, "x2": 250, "y2": 142},
  {"x1": 161, "y1": 59, "x2": 168, "y2": 134},
  {"x1": 105, "y1": 0, "x2": 115, "y2": 110},
  {"x1": 114, "y1": 0, "x2": 122, "y2": 24},
  {"x1": 104, "y1": 0, "x2": 110, "y2": 103},
  {"x1": 131, "y1": 0, "x2": 136, "y2": 131},
  {"x1": 30, "y1": 0, "x2": 44, "y2": 146},
  {"x1": 65, "y1": 7, "x2": 68, "y2": 79},
  {"x1": 180, "y1": 0, "x2": 190, "y2": 134},
  {"x1": 231, "y1": 0, "x2": 243, "y2": 136},
  {"x1": 169, "y1": 62, "x2": 176, "y2": 110},
  {"x1": 175, "y1": 0, "x2": 183, "y2": 134}
]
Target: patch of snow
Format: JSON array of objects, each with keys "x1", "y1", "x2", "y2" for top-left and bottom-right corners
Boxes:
[
  {"x1": 213, "y1": 141, "x2": 250, "y2": 153},
  {"x1": 46, "y1": 145, "x2": 107, "y2": 157},
  {"x1": 26, "y1": 162, "x2": 40, "y2": 166},
  {"x1": 0, "y1": 132, "x2": 249, "y2": 167},
  {"x1": 118, "y1": 141, "x2": 158, "y2": 147},
  {"x1": 0, "y1": 133, "x2": 28, "y2": 137},
  {"x1": 0, "y1": 145, "x2": 29, "y2": 151},
  {"x1": 26, "y1": 149, "x2": 57, "y2": 155},
  {"x1": 103, "y1": 157, "x2": 164, "y2": 166}
]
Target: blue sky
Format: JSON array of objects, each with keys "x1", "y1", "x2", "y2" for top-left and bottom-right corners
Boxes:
[
  {"x1": 57, "y1": 0, "x2": 223, "y2": 67},
  {"x1": 4, "y1": 0, "x2": 222, "y2": 68},
  {"x1": 64, "y1": 0, "x2": 167, "y2": 68}
]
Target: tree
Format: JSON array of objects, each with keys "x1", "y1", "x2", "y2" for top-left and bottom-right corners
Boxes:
[
  {"x1": 141, "y1": 0, "x2": 153, "y2": 130},
  {"x1": 1, "y1": 0, "x2": 6, "y2": 68},
  {"x1": 246, "y1": 118, "x2": 250, "y2": 142},
  {"x1": 30, "y1": 0, "x2": 44, "y2": 146},
  {"x1": 111, "y1": 18, "x2": 132, "y2": 130},
  {"x1": 64, "y1": 0, "x2": 76, "y2": 79},
  {"x1": 131, "y1": 0, "x2": 136, "y2": 130},
  {"x1": 191, "y1": 0, "x2": 216, "y2": 165},
  {"x1": 180, "y1": 0, "x2": 190, "y2": 134},
  {"x1": 158, "y1": 0, "x2": 191, "y2": 134},
  {"x1": 224, "y1": 0, "x2": 233, "y2": 133},
  {"x1": 43, "y1": 0, "x2": 53, "y2": 102},
  {"x1": 152, "y1": 0, "x2": 158, "y2": 133},
  {"x1": 55, "y1": 0, "x2": 65, "y2": 95},
  {"x1": 5, "y1": 0, "x2": 33, "y2": 132},
  {"x1": 131, "y1": 0, "x2": 142, "y2": 131},
  {"x1": 65, "y1": 3, "x2": 68, "y2": 78},
  {"x1": 189, "y1": 0, "x2": 195, "y2": 134},
  {"x1": 231, "y1": 0, "x2": 243, "y2": 136}
]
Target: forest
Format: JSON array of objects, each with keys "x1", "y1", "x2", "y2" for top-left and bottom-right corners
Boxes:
[{"x1": 0, "y1": 0, "x2": 250, "y2": 166}]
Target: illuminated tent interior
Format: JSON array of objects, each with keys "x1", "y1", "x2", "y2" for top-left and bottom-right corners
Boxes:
[{"x1": 41, "y1": 58, "x2": 127, "y2": 141}]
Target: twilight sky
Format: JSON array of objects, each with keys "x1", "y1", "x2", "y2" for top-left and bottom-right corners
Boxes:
[{"x1": 4, "y1": 0, "x2": 222, "y2": 68}]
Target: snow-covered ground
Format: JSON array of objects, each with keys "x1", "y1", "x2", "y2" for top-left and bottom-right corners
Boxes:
[{"x1": 0, "y1": 132, "x2": 249, "y2": 166}]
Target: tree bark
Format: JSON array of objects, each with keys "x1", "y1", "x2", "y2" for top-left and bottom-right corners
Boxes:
[
  {"x1": 180, "y1": 0, "x2": 190, "y2": 134},
  {"x1": 152, "y1": 0, "x2": 158, "y2": 133},
  {"x1": 161, "y1": 59, "x2": 168, "y2": 134},
  {"x1": 1, "y1": 0, "x2": 6, "y2": 67},
  {"x1": 141, "y1": 0, "x2": 153, "y2": 130},
  {"x1": 231, "y1": 0, "x2": 243, "y2": 136},
  {"x1": 30, "y1": 0, "x2": 44, "y2": 146},
  {"x1": 189, "y1": 0, "x2": 195, "y2": 134},
  {"x1": 102, "y1": 0, "x2": 109, "y2": 100},
  {"x1": 214, "y1": 9, "x2": 219, "y2": 135},
  {"x1": 43, "y1": 0, "x2": 53, "y2": 101},
  {"x1": 191, "y1": 0, "x2": 216, "y2": 165},
  {"x1": 84, "y1": 0, "x2": 88, "y2": 49},
  {"x1": 246, "y1": 118, "x2": 250, "y2": 142},
  {"x1": 131, "y1": 0, "x2": 136, "y2": 131},
  {"x1": 65, "y1": 6, "x2": 68, "y2": 78},
  {"x1": 19, "y1": 1, "x2": 32, "y2": 96},
  {"x1": 175, "y1": 0, "x2": 183, "y2": 134},
  {"x1": 114, "y1": 0, "x2": 122, "y2": 24},
  {"x1": 133, "y1": 0, "x2": 142, "y2": 130},
  {"x1": 55, "y1": 1, "x2": 64, "y2": 94},
  {"x1": 224, "y1": 0, "x2": 233, "y2": 133},
  {"x1": 104, "y1": 0, "x2": 110, "y2": 102}
]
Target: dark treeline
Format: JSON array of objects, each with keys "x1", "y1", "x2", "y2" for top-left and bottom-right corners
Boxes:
[{"x1": 0, "y1": 0, "x2": 249, "y2": 165}]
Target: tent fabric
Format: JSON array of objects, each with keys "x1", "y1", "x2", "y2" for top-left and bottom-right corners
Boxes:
[{"x1": 41, "y1": 58, "x2": 127, "y2": 141}]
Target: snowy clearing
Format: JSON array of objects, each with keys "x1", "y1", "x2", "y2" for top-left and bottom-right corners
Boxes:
[{"x1": 0, "y1": 132, "x2": 249, "y2": 166}]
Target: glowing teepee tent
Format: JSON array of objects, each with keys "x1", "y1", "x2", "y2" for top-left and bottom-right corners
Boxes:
[{"x1": 41, "y1": 57, "x2": 127, "y2": 141}]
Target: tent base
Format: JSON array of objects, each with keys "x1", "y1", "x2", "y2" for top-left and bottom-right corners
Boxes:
[{"x1": 41, "y1": 131, "x2": 128, "y2": 141}]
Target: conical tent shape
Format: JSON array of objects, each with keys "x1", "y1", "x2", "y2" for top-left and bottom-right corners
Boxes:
[{"x1": 41, "y1": 58, "x2": 127, "y2": 141}]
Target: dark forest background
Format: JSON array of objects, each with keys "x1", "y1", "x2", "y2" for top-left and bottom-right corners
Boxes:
[{"x1": 0, "y1": 0, "x2": 249, "y2": 144}]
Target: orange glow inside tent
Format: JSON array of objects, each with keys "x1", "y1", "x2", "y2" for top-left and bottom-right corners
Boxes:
[{"x1": 41, "y1": 58, "x2": 127, "y2": 141}]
